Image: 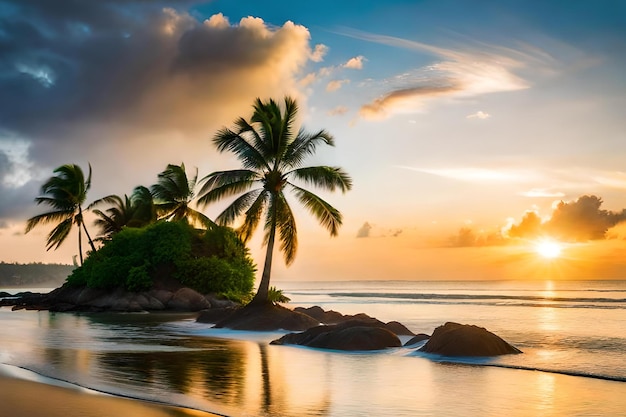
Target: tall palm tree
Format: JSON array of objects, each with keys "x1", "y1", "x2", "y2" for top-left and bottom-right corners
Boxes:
[
  {"x1": 91, "y1": 186, "x2": 157, "y2": 240},
  {"x1": 25, "y1": 163, "x2": 97, "y2": 265},
  {"x1": 151, "y1": 163, "x2": 215, "y2": 228},
  {"x1": 198, "y1": 97, "x2": 352, "y2": 304}
]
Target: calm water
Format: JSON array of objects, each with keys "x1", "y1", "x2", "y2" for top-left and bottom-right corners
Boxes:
[{"x1": 1, "y1": 280, "x2": 626, "y2": 416}]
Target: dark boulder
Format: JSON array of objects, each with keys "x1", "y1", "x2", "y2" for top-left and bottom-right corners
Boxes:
[
  {"x1": 214, "y1": 303, "x2": 320, "y2": 331},
  {"x1": 197, "y1": 307, "x2": 239, "y2": 324},
  {"x1": 271, "y1": 320, "x2": 401, "y2": 351},
  {"x1": 404, "y1": 333, "x2": 430, "y2": 346},
  {"x1": 293, "y1": 306, "x2": 414, "y2": 335},
  {"x1": 418, "y1": 322, "x2": 522, "y2": 357},
  {"x1": 167, "y1": 288, "x2": 211, "y2": 311}
]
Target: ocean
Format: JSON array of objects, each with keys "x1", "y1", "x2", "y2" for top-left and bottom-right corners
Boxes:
[{"x1": 1, "y1": 280, "x2": 626, "y2": 416}]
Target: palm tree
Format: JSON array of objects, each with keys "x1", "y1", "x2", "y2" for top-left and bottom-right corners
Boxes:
[
  {"x1": 25, "y1": 163, "x2": 97, "y2": 265},
  {"x1": 151, "y1": 163, "x2": 215, "y2": 228},
  {"x1": 91, "y1": 186, "x2": 157, "y2": 240},
  {"x1": 198, "y1": 97, "x2": 352, "y2": 305}
]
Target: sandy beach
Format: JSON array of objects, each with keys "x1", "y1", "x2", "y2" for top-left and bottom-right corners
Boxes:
[{"x1": 0, "y1": 365, "x2": 220, "y2": 417}]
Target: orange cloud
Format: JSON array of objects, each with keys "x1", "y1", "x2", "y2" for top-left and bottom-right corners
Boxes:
[
  {"x1": 343, "y1": 55, "x2": 365, "y2": 69},
  {"x1": 326, "y1": 79, "x2": 350, "y2": 92},
  {"x1": 506, "y1": 195, "x2": 626, "y2": 242},
  {"x1": 348, "y1": 29, "x2": 551, "y2": 120}
]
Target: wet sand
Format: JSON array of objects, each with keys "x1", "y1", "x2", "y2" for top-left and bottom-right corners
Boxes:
[{"x1": 0, "y1": 366, "x2": 221, "y2": 417}]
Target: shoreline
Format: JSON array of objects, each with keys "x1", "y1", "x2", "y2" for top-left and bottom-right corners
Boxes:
[{"x1": 0, "y1": 363, "x2": 223, "y2": 417}]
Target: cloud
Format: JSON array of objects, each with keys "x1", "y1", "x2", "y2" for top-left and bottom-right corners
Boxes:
[
  {"x1": 0, "y1": 1, "x2": 318, "y2": 225},
  {"x1": 343, "y1": 55, "x2": 365, "y2": 69},
  {"x1": 360, "y1": 85, "x2": 459, "y2": 119},
  {"x1": 466, "y1": 111, "x2": 491, "y2": 119},
  {"x1": 311, "y1": 44, "x2": 329, "y2": 62},
  {"x1": 327, "y1": 106, "x2": 349, "y2": 116},
  {"x1": 447, "y1": 227, "x2": 506, "y2": 247},
  {"x1": 401, "y1": 166, "x2": 535, "y2": 183},
  {"x1": 507, "y1": 210, "x2": 543, "y2": 238},
  {"x1": 346, "y1": 29, "x2": 552, "y2": 120},
  {"x1": 1, "y1": 2, "x2": 312, "y2": 147},
  {"x1": 326, "y1": 79, "x2": 350, "y2": 92},
  {"x1": 506, "y1": 195, "x2": 626, "y2": 242},
  {"x1": 299, "y1": 72, "x2": 317, "y2": 86},
  {"x1": 356, "y1": 222, "x2": 372, "y2": 238}
]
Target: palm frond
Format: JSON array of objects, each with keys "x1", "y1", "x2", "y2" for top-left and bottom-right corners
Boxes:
[
  {"x1": 214, "y1": 188, "x2": 263, "y2": 226},
  {"x1": 46, "y1": 218, "x2": 73, "y2": 250},
  {"x1": 184, "y1": 208, "x2": 217, "y2": 230},
  {"x1": 236, "y1": 190, "x2": 269, "y2": 242},
  {"x1": 34, "y1": 196, "x2": 75, "y2": 211},
  {"x1": 287, "y1": 166, "x2": 353, "y2": 193},
  {"x1": 290, "y1": 184, "x2": 343, "y2": 236},
  {"x1": 197, "y1": 170, "x2": 259, "y2": 207},
  {"x1": 276, "y1": 96, "x2": 298, "y2": 160},
  {"x1": 274, "y1": 193, "x2": 298, "y2": 265},
  {"x1": 283, "y1": 128, "x2": 334, "y2": 167},
  {"x1": 25, "y1": 210, "x2": 73, "y2": 233},
  {"x1": 88, "y1": 194, "x2": 123, "y2": 210},
  {"x1": 214, "y1": 126, "x2": 270, "y2": 170}
]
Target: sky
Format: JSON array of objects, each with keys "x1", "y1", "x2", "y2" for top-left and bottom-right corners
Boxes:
[{"x1": 1, "y1": 0, "x2": 626, "y2": 281}]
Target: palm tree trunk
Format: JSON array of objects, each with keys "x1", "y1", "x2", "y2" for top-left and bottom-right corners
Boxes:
[
  {"x1": 77, "y1": 224, "x2": 84, "y2": 266},
  {"x1": 251, "y1": 210, "x2": 277, "y2": 305},
  {"x1": 79, "y1": 206, "x2": 97, "y2": 254}
]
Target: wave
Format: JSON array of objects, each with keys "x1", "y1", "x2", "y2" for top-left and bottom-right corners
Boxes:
[
  {"x1": 423, "y1": 358, "x2": 626, "y2": 383},
  {"x1": 317, "y1": 292, "x2": 626, "y2": 308}
]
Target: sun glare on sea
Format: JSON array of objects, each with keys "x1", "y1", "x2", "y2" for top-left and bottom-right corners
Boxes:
[{"x1": 535, "y1": 239, "x2": 562, "y2": 259}]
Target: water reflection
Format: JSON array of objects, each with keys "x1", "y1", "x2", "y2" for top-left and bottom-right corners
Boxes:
[{"x1": 3, "y1": 308, "x2": 626, "y2": 416}]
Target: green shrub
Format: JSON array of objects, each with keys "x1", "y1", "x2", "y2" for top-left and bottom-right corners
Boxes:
[
  {"x1": 126, "y1": 263, "x2": 152, "y2": 292},
  {"x1": 268, "y1": 286, "x2": 291, "y2": 303},
  {"x1": 67, "y1": 221, "x2": 256, "y2": 298}
]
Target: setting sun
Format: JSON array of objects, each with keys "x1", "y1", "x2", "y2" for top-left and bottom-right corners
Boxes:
[{"x1": 535, "y1": 239, "x2": 563, "y2": 259}]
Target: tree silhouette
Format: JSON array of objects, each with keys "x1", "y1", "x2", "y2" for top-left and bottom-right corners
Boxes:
[
  {"x1": 199, "y1": 97, "x2": 352, "y2": 304},
  {"x1": 25, "y1": 164, "x2": 97, "y2": 265}
]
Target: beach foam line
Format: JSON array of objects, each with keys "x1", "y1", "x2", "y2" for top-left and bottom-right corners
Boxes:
[
  {"x1": 0, "y1": 363, "x2": 227, "y2": 417},
  {"x1": 413, "y1": 356, "x2": 626, "y2": 383}
]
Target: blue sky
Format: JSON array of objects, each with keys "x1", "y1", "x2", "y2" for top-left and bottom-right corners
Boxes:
[{"x1": 1, "y1": 0, "x2": 626, "y2": 279}]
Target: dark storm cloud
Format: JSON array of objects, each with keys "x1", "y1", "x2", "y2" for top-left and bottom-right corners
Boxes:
[
  {"x1": 0, "y1": 1, "x2": 311, "y2": 145},
  {"x1": 0, "y1": 0, "x2": 313, "y2": 225}
]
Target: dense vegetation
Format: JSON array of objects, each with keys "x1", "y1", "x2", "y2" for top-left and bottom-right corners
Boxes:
[
  {"x1": 25, "y1": 97, "x2": 350, "y2": 305},
  {"x1": 0, "y1": 262, "x2": 74, "y2": 287},
  {"x1": 67, "y1": 221, "x2": 256, "y2": 299}
]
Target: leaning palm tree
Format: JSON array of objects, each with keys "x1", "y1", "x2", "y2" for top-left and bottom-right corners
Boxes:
[
  {"x1": 91, "y1": 186, "x2": 157, "y2": 241},
  {"x1": 151, "y1": 163, "x2": 215, "y2": 228},
  {"x1": 198, "y1": 97, "x2": 352, "y2": 305},
  {"x1": 25, "y1": 163, "x2": 97, "y2": 265}
]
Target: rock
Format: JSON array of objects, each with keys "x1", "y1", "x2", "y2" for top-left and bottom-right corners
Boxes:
[
  {"x1": 0, "y1": 291, "x2": 12, "y2": 298},
  {"x1": 167, "y1": 288, "x2": 211, "y2": 311},
  {"x1": 294, "y1": 306, "x2": 342, "y2": 323},
  {"x1": 148, "y1": 289, "x2": 174, "y2": 305},
  {"x1": 271, "y1": 320, "x2": 402, "y2": 351},
  {"x1": 404, "y1": 333, "x2": 430, "y2": 346},
  {"x1": 293, "y1": 306, "x2": 414, "y2": 335},
  {"x1": 196, "y1": 307, "x2": 239, "y2": 324},
  {"x1": 215, "y1": 303, "x2": 319, "y2": 331},
  {"x1": 204, "y1": 294, "x2": 240, "y2": 309},
  {"x1": 418, "y1": 322, "x2": 522, "y2": 357},
  {"x1": 384, "y1": 321, "x2": 415, "y2": 336}
]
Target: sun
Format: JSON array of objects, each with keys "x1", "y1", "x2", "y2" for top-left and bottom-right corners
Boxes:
[{"x1": 535, "y1": 239, "x2": 562, "y2": 259}]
